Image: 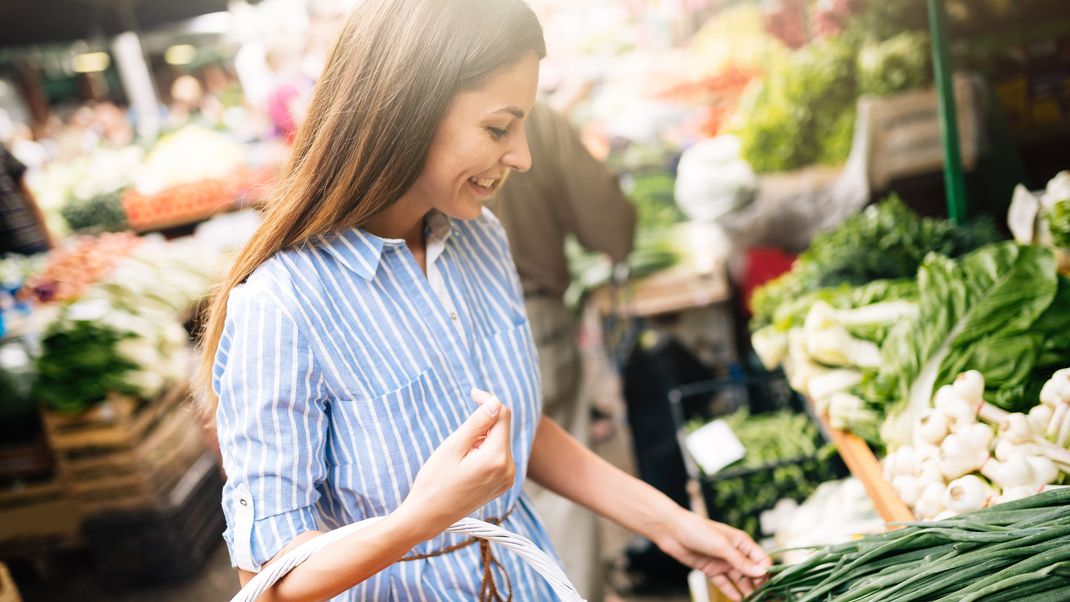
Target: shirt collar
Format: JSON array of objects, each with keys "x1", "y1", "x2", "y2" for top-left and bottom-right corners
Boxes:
[{"x1": 317, "y1": 210, "x2": 460, "y2": 281}]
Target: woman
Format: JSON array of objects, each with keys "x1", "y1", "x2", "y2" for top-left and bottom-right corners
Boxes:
[{"x1": 201, "y1": 1, "x2": 770, "y2": 600}]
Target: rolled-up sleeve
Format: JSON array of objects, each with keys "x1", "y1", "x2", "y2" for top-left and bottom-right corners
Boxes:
[{"x1": 213, "y1": 283, "x2": 328, "y2": 572}]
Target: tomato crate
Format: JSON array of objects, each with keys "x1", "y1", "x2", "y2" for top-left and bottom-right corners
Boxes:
[
  {"x1": 669, "y1": 368, "x2": 847, "y2": 539},
  {"x1": 39, "y1": 383, "x2": 208, "y2": 517}
]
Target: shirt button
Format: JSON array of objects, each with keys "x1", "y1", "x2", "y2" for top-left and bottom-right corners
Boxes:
[{"x1": 450, "y1": 312, "x2": 458, "y2": 321}]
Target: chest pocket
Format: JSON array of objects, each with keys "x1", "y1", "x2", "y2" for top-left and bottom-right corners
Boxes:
[{"x1": 326, "y1": 367, "x2": 466, "y2": 515}]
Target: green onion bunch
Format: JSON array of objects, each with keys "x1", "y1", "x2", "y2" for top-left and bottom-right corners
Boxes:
[{"x1": 748, "y1": 487, "x2": 1070, "y2": 602}]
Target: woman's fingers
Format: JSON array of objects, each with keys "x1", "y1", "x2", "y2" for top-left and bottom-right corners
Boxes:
[
  {"x1": 711, "y1": 574, "x2": 742, "y2": 602},
  {"x1": 728, "y1": 525, "x2": 773, "y2": 570},
  {"x1": 728, "y1": 569, "x2": 754, "y2": 598},
  {"x1": 451, "y1": 393, "x2": 501, "y2": 454}
]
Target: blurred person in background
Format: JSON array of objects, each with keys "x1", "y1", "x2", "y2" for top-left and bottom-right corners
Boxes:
[
  {"x1": 488, "y1": 101, "x2": 637, "y2": 600},
  {"x1": 0, "y1": 110, "x2": 48, "y2": 171},
  {"x1": 168, "y1": 75, "x2": 209, "y2": 129},
  {"x1": 1, "y1": 142, "x2": 53, "y2": 255},
  {"x1": 93, "y1": 101, "x2": 135, "y2": 147},
  {"x1": 199, "y1": 1, "x2": 769, "y2": 600}
]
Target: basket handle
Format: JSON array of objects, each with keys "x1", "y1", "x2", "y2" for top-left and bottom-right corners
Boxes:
[{"x1": 230, "y1": 516, "x2": 585, "y2": 602}]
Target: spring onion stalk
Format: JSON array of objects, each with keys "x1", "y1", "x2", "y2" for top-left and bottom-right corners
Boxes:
[{"x1": 746, "y1": 487, "x2": 1070, "y2": 601}]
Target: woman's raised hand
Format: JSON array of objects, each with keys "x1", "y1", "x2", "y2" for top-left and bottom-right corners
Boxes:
[{"x1": 399, "y1": 389, "x2": 515, "y2": 536}]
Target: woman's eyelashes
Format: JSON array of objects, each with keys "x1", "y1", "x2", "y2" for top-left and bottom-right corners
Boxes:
[{"x1": 485, "y1": 125, "x2": 509, "y2": 140}]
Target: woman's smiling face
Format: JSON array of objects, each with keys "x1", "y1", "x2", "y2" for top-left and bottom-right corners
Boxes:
[{"x1": 404, "y1": 53, "x2": 540, "y2": 220}]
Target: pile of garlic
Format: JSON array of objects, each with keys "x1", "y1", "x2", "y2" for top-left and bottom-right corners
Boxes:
[{"x1": 883, "y1": 368, "x2": 1070, "y2": 520}]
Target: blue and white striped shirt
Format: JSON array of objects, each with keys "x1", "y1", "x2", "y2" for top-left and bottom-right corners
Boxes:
[{"x1": 213, "y1": 208, "x2": 561, "y2": 600}]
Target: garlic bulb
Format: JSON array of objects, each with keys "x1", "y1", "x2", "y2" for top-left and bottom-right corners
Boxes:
[
  {"x1": 944, "y1": 475, "x2": 995, "y2": 514},
  {"x1": 915, "y1": 482, "x2": 948, "y2": 519},
  {"x1": 951, "y1": 370, "x2": 985, "y2": 405},
  {"x1": 892, "y1": 474, "x2": 922, "y2": 507},
  {"x1": 917, "y1": 410, "x2": 949, "y2": 445}
]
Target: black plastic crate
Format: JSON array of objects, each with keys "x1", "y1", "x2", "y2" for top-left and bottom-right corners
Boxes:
[
  {"x1": 82, "y1": 452, "x2": 225, "y2": 587},
  {"x1": 669, "y1": 369, "x2": 847, "y2": 539}
]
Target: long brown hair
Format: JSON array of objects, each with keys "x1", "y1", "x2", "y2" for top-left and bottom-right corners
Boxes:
[{"x1": 197, "y1": 0, "x2": 545, "y2": 415}]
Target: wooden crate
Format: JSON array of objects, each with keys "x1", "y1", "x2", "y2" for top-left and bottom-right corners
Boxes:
[
  {"x1": 822, "y1": 423, "x2": 915, "y2": 524},
  {"x1": 0, "y1": 436, "x2": 53, "y2": 485},
  {"x1": 83, "y1": 452, "x2": 225, "y2": 586},
  {"x1": 40, "y1": 383, "x2": 207, "y2": 516},
  {"x1": 0, "y1": 477, "x2": 80, "y2": 553}
]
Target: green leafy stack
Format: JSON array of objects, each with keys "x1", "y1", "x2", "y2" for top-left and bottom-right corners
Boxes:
[
  {"x1": 32, "y1": 319, "x2": 138, "y2": 414},
  {"x1": 736, "y1": 29, "x2": 930, "y2": 174},
  {"x1": 751, "y1": 197, "x2": 1001, "y2": 330},
  {"x1": 870, "y1": 243, "x2": 1070, "y2": 447}
]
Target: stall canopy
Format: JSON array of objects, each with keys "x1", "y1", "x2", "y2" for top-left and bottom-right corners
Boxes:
[{"x1": 0, "y1": 0, "x2": 230, "y2": 48}]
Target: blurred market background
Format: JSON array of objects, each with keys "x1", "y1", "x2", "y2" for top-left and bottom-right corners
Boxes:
[{"x1": 1, "y1": 0, "x2": 1069, "y2": 601}]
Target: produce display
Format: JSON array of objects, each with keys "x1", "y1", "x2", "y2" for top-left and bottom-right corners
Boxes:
[
  {"x1": 748, "y1": 200, "x2": 1005, "y2": 443},
  {"x1": 122, "y1": 177, "x2": 240, "y2": 231},
  {"x1": 749, "y1": 487, "x2": 1070, "y2": 602},
  {"x1": 29, "y1": 124, "x2": 273, "y2": 236},
  {"x1": 869, "y1": 243, "x2": 1070, "y2": 447},
  {"x1": 735, "y1": 26, "x2": 931, "y2": 174},
  {"x1": 33, "y1": 315, "x2": 140, "y2": 414},
  {"x1": 134, "y1": 125, "x2": 247, "y2": 191},
  {"x1": 564, "y1": 226, "x2": 681, "y2": 309},
  {"x1": 656, "y1": 66, "x2": 759, "y2": 138},
  {"x1": 747, "y1": 166, "x2": 1070, "y2": 590},
  {"x1": 750, "y1": 197, "x2": 999, "y2": 330},
  {"x1": 688, "y1": 407, "x2": 841, "y2": 538},
  {"x1": 884, "y1": 369, "x2": 1070, "y2": 520},
  {"x1": 28, "y1": 146, "x2": 145, "y2": 236},
  {"x1": 60, "y1": 189, "x2": 128, "y2": 233},
  {"x1": 82, "y1": 237, "x2": 221, "y2": 316},
  {"x1": 735, "y1": 35, "x2": 858, "y2": 173},
  {"x1": 755, "y1": 241, "x2": 1069, "y2": 448},
  {"x1": 768, "y1": 478, "x2": 884, "y2": 566},
  {"x1": 701, "y1": 408, "x2": 823, "y2": 471},
  {"x1": 19, "y1": 232, "x2": 142, "y2": 303}
]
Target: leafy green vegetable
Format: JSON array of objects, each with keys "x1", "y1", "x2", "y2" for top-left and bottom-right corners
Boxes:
[
  {"x1": 768, "y1": 279, "x2": 918, "y2": 335},
  {"x1": 624, "y1": 172, "x2": 685, "y2": 229},
  {"x1": 61, "y1": 190, "x2": 128, "y2": 233},
  {"x1": 736, "y1": 27, "x2": 931, "y2": 175},
  {"x1": 33, "y1": 319, "x2": 139, "y2": 414},
  {"x1": 737, "y1": 36, "x2": 858, "y2": 173},
  {"x1": 750, "y1": 197, "x2": 1002, "y2": 329},
  {"x1": 564, "y1": 226, "x2": 681, "y2": 310},
  {"x1": 872, "y1": 243, "x2": 1067, "y2": 447},
  {"x1": 690, "y1": 408, "x2": 840, "y2": 537},
  {"x1": 857, "y1": 31, "x2": 930, "y2": 97},
  {"x1": 1049, "y1": 199, "x2": 1070, "y2": 249},
  {"x1": 718, "y1": 408, "x2": 820, "y2": 470}
]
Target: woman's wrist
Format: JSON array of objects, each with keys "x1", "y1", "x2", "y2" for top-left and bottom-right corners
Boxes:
[
  {"x1": 622, "y1": 483, "x2": 689, "y2": 544},
  {"x1": 392, "y1": 497, "x2": 455, "y2": 544}
]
